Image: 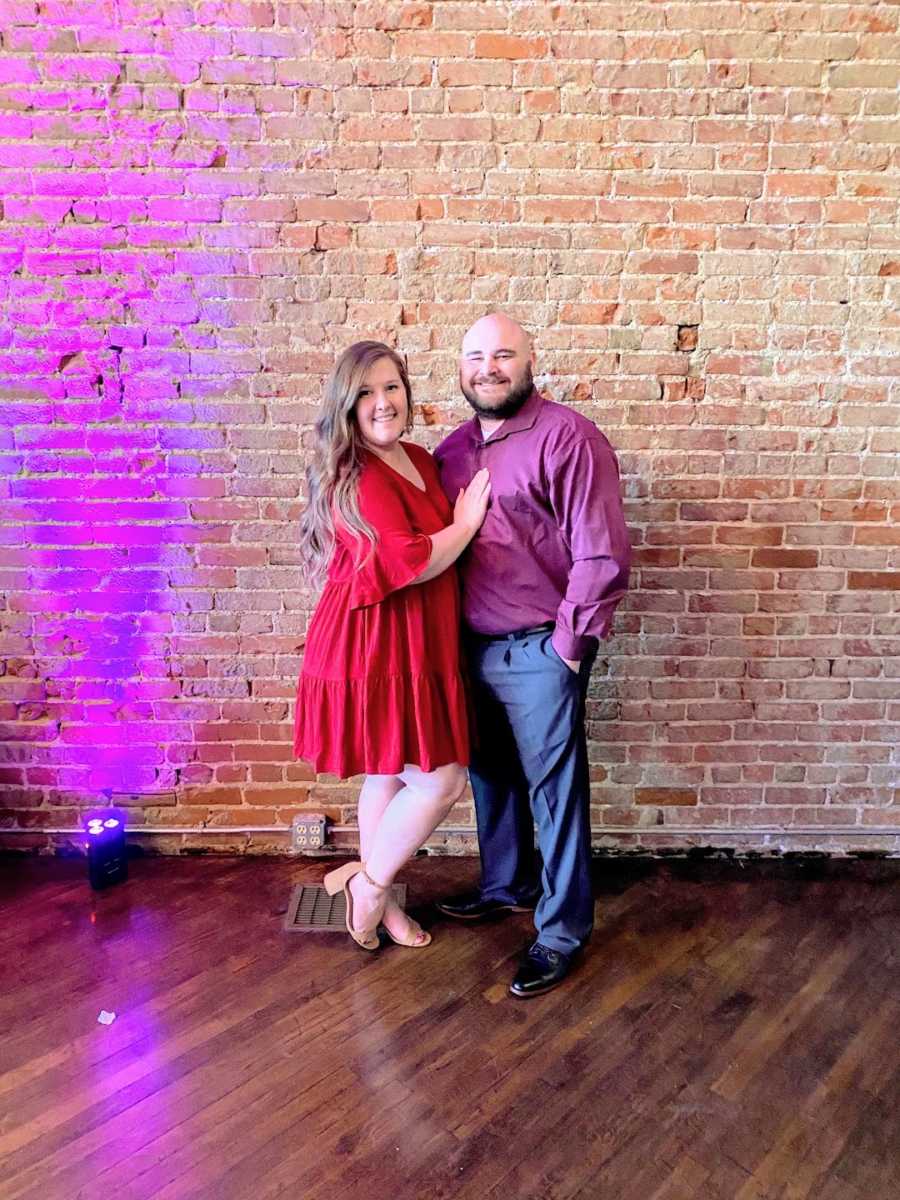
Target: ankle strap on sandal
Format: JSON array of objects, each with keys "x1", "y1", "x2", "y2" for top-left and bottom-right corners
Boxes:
[{"x1": 360, "y1": 865, "x2": 388, "y2": 891}]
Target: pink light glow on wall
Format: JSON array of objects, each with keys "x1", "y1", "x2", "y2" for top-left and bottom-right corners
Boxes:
[{"x1": 1, "y1": 3, "x2": 315, "y2": 813}]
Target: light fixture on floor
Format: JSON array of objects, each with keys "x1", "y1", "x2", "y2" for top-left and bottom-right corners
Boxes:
[{"x1": 84, "y1": 808, "x2": 128, "y2": 890}]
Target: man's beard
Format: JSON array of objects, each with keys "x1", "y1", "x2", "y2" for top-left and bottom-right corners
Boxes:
[{"x1": 460, "y1": 364, "x2": 534, "y2": 419}]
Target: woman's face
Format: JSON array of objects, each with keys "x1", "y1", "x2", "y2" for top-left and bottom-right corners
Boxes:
[{"x1": 353, "y1": 356, "x2": 409, "y2": 452}]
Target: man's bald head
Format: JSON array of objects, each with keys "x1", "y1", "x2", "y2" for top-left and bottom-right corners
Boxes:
[
  {"x1": 459, "y1": 312, "x2": 535, "y2": 419},
  {"x1": 461, "y1": 313, "x2": 532, "y2": 358}
]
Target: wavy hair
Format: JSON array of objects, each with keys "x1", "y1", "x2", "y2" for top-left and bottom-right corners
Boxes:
[{"x1": 299, "y1": 341, "x2": 414, "y2": 581}]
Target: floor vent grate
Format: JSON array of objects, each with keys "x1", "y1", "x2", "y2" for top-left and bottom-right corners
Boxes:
[{"x1": 283, "y1": 883, "x2": 407, "y2": 932}]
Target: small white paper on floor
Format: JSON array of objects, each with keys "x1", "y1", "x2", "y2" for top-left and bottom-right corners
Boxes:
[{"x1": 97, "y1": 1010, "x2": 117, "y2": 1025}]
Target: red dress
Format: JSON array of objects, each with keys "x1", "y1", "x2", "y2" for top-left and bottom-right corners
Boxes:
[{"x1": 294, "y1": 442, "x2": 470, "y2": 778}]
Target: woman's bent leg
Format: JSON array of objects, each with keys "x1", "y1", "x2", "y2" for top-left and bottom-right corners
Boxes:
[
  {"x1": 367, "y1": 762, "x2": 466, "y2": 882},
  {"x1": 357, "y1": 774, "x2": 403, "y2": 864},
  {"x1": 350, "y1": 763, "x2": 467, "y2": 937},
  {"x1": 356, "y1": 774, "x2": 416, "y2": 943}
]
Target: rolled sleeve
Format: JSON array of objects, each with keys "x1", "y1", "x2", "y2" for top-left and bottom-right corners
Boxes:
[{"x1": 548, "y1": 432, "x2": 631, "y2": 659}]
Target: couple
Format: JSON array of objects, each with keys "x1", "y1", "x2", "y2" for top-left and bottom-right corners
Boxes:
[{"x1": 294, "y1": 313, "x2": 631, "y2": 998}]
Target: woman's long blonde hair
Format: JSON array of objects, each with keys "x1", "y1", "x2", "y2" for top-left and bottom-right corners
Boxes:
[{"x1": 299, "y1": 341, "x2": 414, "y2": 581}]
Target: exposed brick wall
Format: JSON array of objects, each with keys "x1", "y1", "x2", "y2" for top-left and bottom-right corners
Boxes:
[{"x1": 0, "y1": 1, "x2": 898, "y2": 855}]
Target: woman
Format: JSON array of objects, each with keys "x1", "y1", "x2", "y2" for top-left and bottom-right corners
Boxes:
[{"x1": 295, "y1": 341, "x2": 490, "y2": 951}]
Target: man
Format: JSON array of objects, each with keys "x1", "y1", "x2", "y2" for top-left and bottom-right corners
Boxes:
[{"x1": 434, "y1": 313, "x2": 631, "y2": 998}]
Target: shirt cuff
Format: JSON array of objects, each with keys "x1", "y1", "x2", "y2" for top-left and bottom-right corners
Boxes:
[{"x1": 551, "y1": 629, "x2": 599, "y2": 662}]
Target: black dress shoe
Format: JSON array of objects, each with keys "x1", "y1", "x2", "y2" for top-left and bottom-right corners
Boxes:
[
  {"x1": 435, "y1": 891, "x2": 538, "y2": 921},
  {"x1": 509, "y1": 942, "x2": 573, "y2": 998}
]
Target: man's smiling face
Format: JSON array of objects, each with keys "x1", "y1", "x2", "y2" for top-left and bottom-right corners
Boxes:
[{"x1": 459, "y1": 314, "x2": 535, "y2": 419}]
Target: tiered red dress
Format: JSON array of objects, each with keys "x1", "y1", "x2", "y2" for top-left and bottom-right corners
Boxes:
[{"x1": 294, "y1": 442, "x2": 470, "y2": 778}]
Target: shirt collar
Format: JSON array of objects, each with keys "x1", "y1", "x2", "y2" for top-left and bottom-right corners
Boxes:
[{"x1": 465, "y1": 387, "x2": 544, "y2": 447}]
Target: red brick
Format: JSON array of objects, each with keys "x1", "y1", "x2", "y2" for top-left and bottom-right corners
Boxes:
[
  {"x1": 767, "y1": 174, "x2": 838, "y2": 198},
  {"x1": 523, "y1": 90, "x2": 560, "y2": 115},
  {"x1": 475, "y1": 34, "x2": 549, "y2": 60},
  {"x1": 752, "y1": 549, "x2": 820, "y2": 569},
  {"x1": 848, "y1": 573, "x2": 900, "y2": 591},
  {"x1": 419, "y1": 117, "x2": 492, "y2": 141},
  {"x1": 394, "y1": 29, "x2": 470, "y2": 54},
  {"x1": 633, "y1": 252, "x2": 698, "y2": 275},
  {"x1": 635, "y1": 788, "x2": 698, "y2": 807},
  {"x1": 341, "y1": 116, "x2": 414, "y2": 141},
  {"x1": 523, "y1": 199, "x2": 595, "y2": 223},
  {"x1": 294, "y1": 199, "x2": 369, "y2": 222}
]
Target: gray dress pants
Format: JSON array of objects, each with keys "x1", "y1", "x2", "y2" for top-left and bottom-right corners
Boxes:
[{"x1": 465, "y1": 627, "x2": 595, "y2": 956}]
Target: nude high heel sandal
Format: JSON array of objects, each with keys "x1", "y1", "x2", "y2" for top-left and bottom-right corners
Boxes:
[
  {"x1": 372, "y1": 864, "x2": 431, "y2": 947},
  {"x1": 323, "y1": 861, "x2": 385, "y2": 951},
  {"x1": 384, "y1": 912, "x2": 432, "y2": 949}
]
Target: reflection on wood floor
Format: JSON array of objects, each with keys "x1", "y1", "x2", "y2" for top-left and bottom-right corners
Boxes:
[{"x1": 2, "y1": 853, "x2": 898, "y2": 1200}]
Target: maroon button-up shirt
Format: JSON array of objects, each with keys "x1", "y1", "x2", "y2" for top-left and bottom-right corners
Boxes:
[{"x1": 434, "y1": 389, "x2": 631, "y2": 661}]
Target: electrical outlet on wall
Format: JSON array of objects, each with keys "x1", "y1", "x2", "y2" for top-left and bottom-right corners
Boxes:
[{"x1": 291, "y1": 813, "x2": 328, "y2": 853}]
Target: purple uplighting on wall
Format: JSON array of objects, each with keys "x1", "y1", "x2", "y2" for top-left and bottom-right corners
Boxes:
[
  {"x1": 6, "y1": 154, "x2": 209, "y2": 800},
  {"x1": 0, "y1": 2, "x2": 317, "y2": 826}
]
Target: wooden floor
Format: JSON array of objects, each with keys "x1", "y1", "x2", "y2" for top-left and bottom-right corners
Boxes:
[{"x1": 1, "y1": 854, "x2": 898, "y2": 1200}]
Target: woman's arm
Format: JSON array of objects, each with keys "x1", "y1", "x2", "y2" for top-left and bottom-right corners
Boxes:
[{"x1": 413, "y1": 468, "x2": 490, "y2": 584}]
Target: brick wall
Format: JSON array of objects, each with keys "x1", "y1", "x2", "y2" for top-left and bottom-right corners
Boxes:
[{"x1": 1, "y1": 1, "x2": 898, "y2": 855}]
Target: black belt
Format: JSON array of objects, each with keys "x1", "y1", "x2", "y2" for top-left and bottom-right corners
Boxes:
[{"x1": 466, "y1": 621, "x2": 554, "y2": 644}]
